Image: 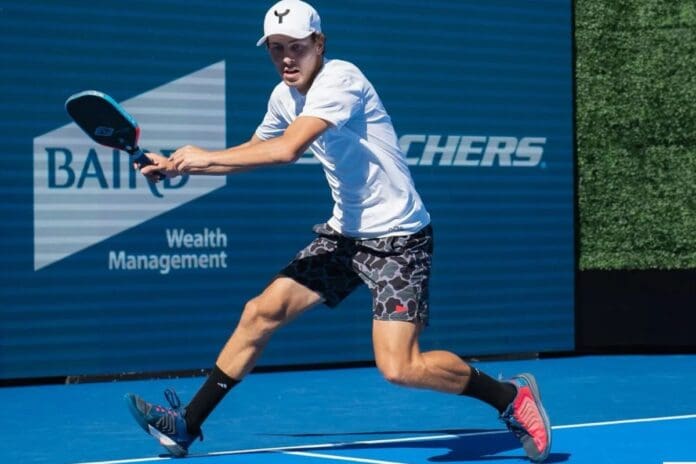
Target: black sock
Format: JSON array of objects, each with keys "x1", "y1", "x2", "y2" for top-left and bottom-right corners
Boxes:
[
  {"x1": 460, "y1": 366, "x2": 517, "y2": 414},
  {"x1": 184, "y1": 365, "x2": 239, "y2": 435}
]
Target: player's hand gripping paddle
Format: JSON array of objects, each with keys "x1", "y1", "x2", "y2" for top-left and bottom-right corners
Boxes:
[{"x1": 65, "y1": 90, "x2": 165, "y2": 180}]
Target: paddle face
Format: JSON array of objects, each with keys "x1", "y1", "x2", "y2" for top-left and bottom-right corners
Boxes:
[
  {"x1": 65, "y1": 90, "x2": 141, "y2": 154},
  {"x1": 65, "y1": 90, "x2": 164, "y2": 180}
]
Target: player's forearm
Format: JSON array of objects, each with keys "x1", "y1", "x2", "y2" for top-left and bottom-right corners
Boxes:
[
  {"x1": 204, "y1": 137, "x2": 300, "y2": 173},
  {"x1": 166, "y1": 136, "x2": 298, "y2": 176},
  {"x1": 203, "y1": 117, "x2": 329, "y2": 174},
  {"x1": 169, "y1": 118, "x2": 327, "y2": 176}
]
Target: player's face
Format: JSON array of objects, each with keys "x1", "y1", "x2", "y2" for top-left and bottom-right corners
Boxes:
[{"x1": 267, "y1": 34, "x2": 324, "y2": 94}]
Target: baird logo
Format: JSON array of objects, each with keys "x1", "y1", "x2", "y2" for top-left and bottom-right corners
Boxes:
[
  {"x1": 44, "y1": 147, "x2": 187, "y2": 198},
  {"x1": 33, "y1": 61, "x2": 227, "y2": 271}
]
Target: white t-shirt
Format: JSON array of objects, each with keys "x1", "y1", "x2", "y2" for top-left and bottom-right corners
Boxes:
[{"x1": 255, "y1": 59, "x2": 430, "y2": 238}]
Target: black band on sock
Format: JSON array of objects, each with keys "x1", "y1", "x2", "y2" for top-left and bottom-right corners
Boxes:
[
  {"x1": 184, "y1": 365, "x2": 239, "y2": 435},
  {"x1": 460, "y1": 366, "x2": 517, "y2": 414}
]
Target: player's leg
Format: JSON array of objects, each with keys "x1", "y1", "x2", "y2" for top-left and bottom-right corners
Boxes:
[
  {"x1": 372, "y1": 319, "x2": 462, "y2": 391},
  {"x1": 360, "y1": 225, "x2": 551, "y2": 462},
  {"x1": 371, "y1": 320, "x2": 551, "y2": 462},
  {"x1": 181, "y1": 276, "x2": 324, "y2": 430},
  {"x1": 215, "y1": 275, "x2": 324, "y2": 379},
  {"x1": 356, "y1": 226, "x2": 479, "y2": 393},
  {"x1": 371, "y1": 320, "x2": 469, "y2": 393},
  {"x1": 125, "y1": 225, "x2": 361, "y2": 456},
  {"x1": 361, "y1": 226, "x2": 516, "y2": 403},
  {"x1": 126, "y1": 276, "x2": 322, "y2": 456},
  {"x1": 371, "y1": 319, "x2": 515, "y2": 403},
  {"x1": 124, "y1": 276, "x2": 323, "y2": 456}
]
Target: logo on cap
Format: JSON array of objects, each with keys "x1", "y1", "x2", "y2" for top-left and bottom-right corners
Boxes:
[{"x1": 274, "y1": 8, "x2": 290, "y2": 24}]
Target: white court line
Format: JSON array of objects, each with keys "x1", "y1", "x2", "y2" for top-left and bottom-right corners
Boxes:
[
  {"x1": 552, "y1": 413, "x2": 696, "y2": 430},
  {"x1": 74, "y1": 413, "x2": 696, "y2": 464},
  {"x1": 76, "y1": 459, "x2": 170, "y2": 464},
  {"x1": 284, "y1": 451, "x2": 405, "y2": 464}
]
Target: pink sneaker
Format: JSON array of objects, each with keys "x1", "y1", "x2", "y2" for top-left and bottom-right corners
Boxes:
[{"x1": 500, "y1": 373, "x2": 552, "y2": 462}]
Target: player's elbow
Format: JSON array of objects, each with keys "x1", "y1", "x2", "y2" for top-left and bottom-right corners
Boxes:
[
  {"x1": 278, "y1": 148, "x2": 302, "y2": 164},
  {"x1": 273, "y1": 140, "x2": 305, "y2": 164}
]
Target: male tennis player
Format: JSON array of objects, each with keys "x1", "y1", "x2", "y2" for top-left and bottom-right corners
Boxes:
[{"x1": 125, "y1": 0, "x2": 552, "y2": 461}]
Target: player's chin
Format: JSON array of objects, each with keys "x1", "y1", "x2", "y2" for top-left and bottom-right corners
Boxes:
[{"x1": 282, "y1": 73, "x2": 303, "y2": 87}]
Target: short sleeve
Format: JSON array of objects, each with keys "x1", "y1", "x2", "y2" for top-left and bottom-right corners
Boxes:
[
  {"x1": 255, "y1": 89, "x2": 289, "y2": 140},
  {"x1": 300, "y1": 70, "x2": 363, "y2": 129}
]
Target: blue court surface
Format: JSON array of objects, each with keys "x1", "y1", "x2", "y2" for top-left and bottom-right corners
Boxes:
[{"x1": 1, "y1": 355, "x2": 694, "y2": 464}]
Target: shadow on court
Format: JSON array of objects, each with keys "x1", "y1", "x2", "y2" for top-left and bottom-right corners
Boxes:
[{"x1": 265, "y1": 428, "x2": 571, "y2": 462}]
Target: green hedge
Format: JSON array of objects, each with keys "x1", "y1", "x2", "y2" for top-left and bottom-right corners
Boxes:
[{"x1": 576, "y1": 1, "x2": 696, "y2": 269}]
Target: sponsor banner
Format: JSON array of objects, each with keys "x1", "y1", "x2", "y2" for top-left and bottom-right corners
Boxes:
[
  {"x1": 1, "y1": 1, "x2": 574, "y2": 379},
  {"x1": 33, "y1": 62, "x2": 227, "y2": 270},
  {"x1": 298, "y1": 135, "x2": 548, "y2": 167}
]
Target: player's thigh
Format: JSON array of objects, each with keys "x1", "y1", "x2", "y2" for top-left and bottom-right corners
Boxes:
[
  {"x1": 372, "y1": 319, "x2": 423, "y2": 369},
  {"x1": 247, "y1": 275, "x2": 325, "y2": 325}
]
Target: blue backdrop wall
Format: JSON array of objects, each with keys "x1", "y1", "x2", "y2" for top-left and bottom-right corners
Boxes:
[{"x1": 0, "y1": 0, "x2": 575, "y2": 379}]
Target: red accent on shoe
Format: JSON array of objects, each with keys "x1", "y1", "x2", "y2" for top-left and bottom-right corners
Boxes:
[{"x1": 512, "y1": 385, "x2": 548, "y2": 454}]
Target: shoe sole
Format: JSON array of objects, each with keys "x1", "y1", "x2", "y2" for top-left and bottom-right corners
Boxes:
[
  {"x1": 124, "y1": 393, "x2": 150, "y2": 433},
  {"x1": 145, "y1": 424, "x2": 188, "y2": 457},
  {"x1": 124, "y1": 393, "x2": 188, "y2": 457},
  {"x1": 516, "y1": 373, "x2": 552, "y2": 462}
]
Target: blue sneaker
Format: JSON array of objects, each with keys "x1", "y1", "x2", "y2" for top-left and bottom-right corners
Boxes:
[
  {"x1": 124, "y1": 389, "x2": 202, "y2": 457},
  {"x1": 500, "y1": 373, "x2": 552, "y2": 462}
]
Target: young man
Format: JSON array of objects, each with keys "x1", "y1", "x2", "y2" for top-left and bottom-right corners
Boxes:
[{"x1": 125, "y1": 0, "x2": 552, "y2": 461}]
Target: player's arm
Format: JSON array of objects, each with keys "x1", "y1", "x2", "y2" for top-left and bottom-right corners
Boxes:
[
  {"x1": 142, "y1": 117, "x2": 328, "y2": 178},
  {"x1": 140, "y1": 133, "x2": 267, "y2": 179},
  {"x1": 235, "y1": 134, "x2": 265, "y2": 149},
  {"x1": 196, "y1": 117, "x2": 328, "y2": 172}
]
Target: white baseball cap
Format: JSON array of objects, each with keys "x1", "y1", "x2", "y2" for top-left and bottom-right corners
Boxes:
[{"x1": 256, "y1": 0, "x2": 322, "y2": 47}]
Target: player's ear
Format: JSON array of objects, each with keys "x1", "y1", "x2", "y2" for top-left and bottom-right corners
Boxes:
[{"x1": 313, "y1": 33, "x2": 325, "y2": 56}]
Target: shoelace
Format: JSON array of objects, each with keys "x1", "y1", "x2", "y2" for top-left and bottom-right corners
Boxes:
[
  {"x1": 163, "y1": 388, "x2": 204, "y2": 441},
  {"x1": 500, "y1": 415, "x2": 529, "y2": 438},
  {"x1": 164, "y1": 388, "x2": 181, "y2": 410},
  {"x1": 504, "y1": 417, "x2": 526, "y2": 440}
]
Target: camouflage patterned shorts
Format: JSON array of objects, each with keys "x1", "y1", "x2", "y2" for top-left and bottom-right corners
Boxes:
[{"x1": 279, "y1": 223, "x2": 433, "y2": 325}]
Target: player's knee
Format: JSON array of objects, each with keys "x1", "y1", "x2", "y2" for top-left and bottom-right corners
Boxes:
[
  {"x1": 240, "y1": 297, "x2": 286, "y2": 337},
  {"x1": 377, "y1": 359, "x2": 415, "y2": 387}
]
